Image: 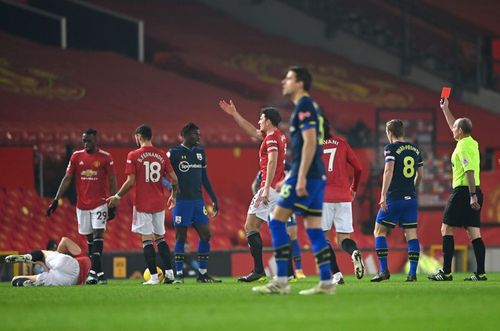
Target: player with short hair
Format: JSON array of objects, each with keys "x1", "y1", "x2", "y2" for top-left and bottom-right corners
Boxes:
[
  {"x1": 218, "y1": 101, "x2": 287, "y2": 282},
  {"x1": 321, "y1": 118, "x2": 364, "y2": 284},
  {"x1": 7, "y1": 237, "x2": 90, "y2": 287},
  {"x1": 371, "y1": 119, "x2": 423, "y2": 282},
  {"x1": 107, "y1": 125, "x2": 178, "y2": 285},
  {"x1": 252, "y1": 66, "x2": 334, "y2": 295},
  {"x1": 428, "y1": 98, "x2": 486, "y2": 281},
  {"x1": 168, "y1": 123, "x2": 220, "y2": 283},
  {"x1": 47, "y1": 128, "x2": 117, "y2": 285}
]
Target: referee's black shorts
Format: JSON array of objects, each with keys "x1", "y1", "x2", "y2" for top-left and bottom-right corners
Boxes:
[{"x1": 443, "y1": 186, "x2": 483, "y2": 228}]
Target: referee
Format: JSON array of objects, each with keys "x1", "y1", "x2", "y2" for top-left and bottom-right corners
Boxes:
[{"x1": 429, "y1": 98, "x2": 486, "y2": 281}]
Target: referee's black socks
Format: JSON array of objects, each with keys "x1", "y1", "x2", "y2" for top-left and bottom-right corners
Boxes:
[
  {"x1": 247, "y1": 231, "x2": 264, "y2": 274},
  {"x1": 442, "y1": 235, "x2": 454, "y2": 275},
  {"x1": 472, "y1": 238, "x2": 486, "y2": 275}
]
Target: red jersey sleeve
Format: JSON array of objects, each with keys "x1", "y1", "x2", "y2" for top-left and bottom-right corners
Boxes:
[
  {"x1": 124, "y1": 151, "x2": 136, "y2": 175},
  {"x1": 265, "y1": 134, "x2": 279, "y2": 153},
  {"x1": 346, "y1": 144, "x2": 362, "y2": 192},
  {"x1": 66, "y1": 153, "x2": 77, "y2": 175}
]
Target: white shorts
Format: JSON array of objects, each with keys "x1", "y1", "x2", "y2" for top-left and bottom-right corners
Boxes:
[
  {"x1": 36, "y1": 254, "x2": 80, "y2": 286},
  {"x1": 132, "y1": 207, "x2": 165, "y2": 235},
  {"x1": 76, "y1": 204, "x2": 108, "y2": 235},
  {"x1": 247, "y1": 187, "x2": 279, "y2": 222},
  {"x1": 321, "y1": 202, "x2": 354, "y2": 233}
]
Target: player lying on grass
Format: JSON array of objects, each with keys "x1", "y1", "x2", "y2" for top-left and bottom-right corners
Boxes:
[{"x1": 6, "y1": 237, "x2": 91, "y2": 287}]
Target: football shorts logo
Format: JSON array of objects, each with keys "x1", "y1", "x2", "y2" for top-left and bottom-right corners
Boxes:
[
  {"x1": 196, "y1": 153, "x2": 203, "y2": 161},
  {"x1": 175, "y1": 216, "x2": 182, "y2": 224}
]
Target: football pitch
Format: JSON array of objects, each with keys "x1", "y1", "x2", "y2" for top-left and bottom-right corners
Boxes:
[{"x1": 2, "y1": 274, "x2": 500, "y2": 331}]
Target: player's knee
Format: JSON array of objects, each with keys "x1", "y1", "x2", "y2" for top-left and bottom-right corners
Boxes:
[
  {"x1": 200, "y1": 231, "x2": 211, "y2": 242},
  {"x1": 244, "y1": 222, "x2": 258, "y2": 234},
  {"x1": 441, "y1": 224, "x2": 453, "y2": 236}
]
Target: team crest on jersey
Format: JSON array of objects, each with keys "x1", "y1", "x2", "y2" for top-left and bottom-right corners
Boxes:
[
  {"x1": 196, "y1": 153, "x2": 203, "y2": 160},
  {"x1": 92, "y1": 160, "x2": 100, "y2": 168},
  {"x1": 462, "y1": 158, "x2": 469, "y2": 166},
  {"x1": 175, "y1": 216, "x2": 182, "y2": 224}
]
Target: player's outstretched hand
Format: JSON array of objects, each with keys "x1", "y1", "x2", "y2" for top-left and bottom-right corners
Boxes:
[
  {"x1": 46, "y1": 200, "x2": 58, "y2": 217},
  {"x1": 106, "y1": 196, "x2": 120, "y2": 208},
  {"x1": 107, "y1": 206, "x2": 117, "y2": 221},
  {"x1": 218, "y1": 99, "x2": 237, "y2": 115}
]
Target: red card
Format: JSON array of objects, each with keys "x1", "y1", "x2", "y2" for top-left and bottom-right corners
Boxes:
[{"x1": 441, "y1": 87, "x2": 451, "y2": 98}]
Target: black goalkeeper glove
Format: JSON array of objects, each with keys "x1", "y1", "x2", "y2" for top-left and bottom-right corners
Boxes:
[
  {"x1": 107, "y1": 206, "x2": 117, "y2": 221},
  {"x1": 46, "y1": 200, "x2": 58, "y2": 217},
  {"x1": 211, "y1": 201, "x2": 219, "y2": 217}
]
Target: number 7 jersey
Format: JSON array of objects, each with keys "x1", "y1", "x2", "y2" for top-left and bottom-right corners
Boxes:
[
  {"x1": 384, "y1": 141, "x2": 423, "y2": 200},
  {"x1": 125, "y1": 146, "x2": 174, "y2": 213}
]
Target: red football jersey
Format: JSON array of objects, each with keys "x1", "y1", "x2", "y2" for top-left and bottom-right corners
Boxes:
[
  {"x1": 125, "y1": 146, "x2": 173, "y2": 213},
  {"x1": 322, "y1": 137, "x2": 362, "y2": 202},
  {"x1": 259, "y1": 129, "x2": 287, "y2": 189},
  {"x1": 66, "y1": 149, "x2": 116, "y2": 210}
]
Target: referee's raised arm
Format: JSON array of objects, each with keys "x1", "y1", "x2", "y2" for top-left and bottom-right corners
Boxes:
[{"x1": 439, "y1": 98, "x2": 455, "y2": 132}]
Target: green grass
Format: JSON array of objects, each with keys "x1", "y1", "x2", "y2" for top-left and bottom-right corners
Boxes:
[{"x1": 2, "y1": 274, "x2": 500, "y2": 331}]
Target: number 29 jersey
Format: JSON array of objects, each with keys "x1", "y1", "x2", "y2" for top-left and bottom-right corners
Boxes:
[
  {"x1": 125, "y1": 146, "x2": 174, "y2": 213},
  {"x1": 384, "y1": 141, "x2": 423, "y2": 200}
]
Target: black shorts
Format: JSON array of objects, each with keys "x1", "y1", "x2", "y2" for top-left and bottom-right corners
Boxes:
[{"x1": 443, "y1": 186, "x2": 483, "y2": 228}]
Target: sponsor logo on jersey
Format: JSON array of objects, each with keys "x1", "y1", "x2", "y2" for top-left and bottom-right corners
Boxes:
[
  {"x1": 81, "y1": 169, "x2": 98, "y2": 180},
  {"x1": 179, "y1": 161, "x2": 203, "y2": 173}
]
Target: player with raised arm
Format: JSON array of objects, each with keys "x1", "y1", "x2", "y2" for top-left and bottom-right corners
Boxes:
[
  {"x1": 371, "y1": 120, "x2": 423, "y2": 282},
  {"x1": 321, "y1": 118, "x2": 364, "y2": 284},
  {"x1": 252, "y1": 66, "x2": 334, "y2": 295},
  {"x1": 168, "y1": 123, "x2": 220, "y2": 283},
  {"x1": 107, "y1": 125, "x2": 178, "y2": 285},
  {"x1": 218, "y1": 101, "x2": 287, "y2": 282},
  {"x1": 47, "y1": 128, "x2": 117, "y2": 285}
]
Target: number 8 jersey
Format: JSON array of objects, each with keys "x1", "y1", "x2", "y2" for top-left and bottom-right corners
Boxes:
[
  {"x1": 125, "y1": 146, "x2": 174, "y2": 213},
  {"x1": 384, "y1": 141, "x2": 423, "y2": 200}
]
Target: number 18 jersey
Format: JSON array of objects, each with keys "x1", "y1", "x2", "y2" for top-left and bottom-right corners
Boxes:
[
  {"x1": 384, "y1": 141, "x2": 423, "y2": 200},
  {"x1": 125, "y1": 146, "x2": 174, "y2": 213}
]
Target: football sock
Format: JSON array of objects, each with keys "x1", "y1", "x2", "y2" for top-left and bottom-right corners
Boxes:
[
  {"x1": 291, "y1": 239, "x2": 302, "y2": 270},
  {"x1": 174, "y1": 240, "x2": 185, "y2": 275},
  {"x1": 407, "y1": 238, "x2": 420, "y2": 276},
  {"x1": 142, "y1": 240, "x2": 157, "y2": 276},
  {"x1": 341, "y1": 238, "x2": 358, "y2": 255},
  {"x1": 442, "y1": 235, "x2": 454, "y2": 274},
  {"x1": 307, "y1": 228, "x2": 332, "y2": 281},
  {"x1": 198, "y1": 240, "x2": 210, "y2": 272},
  {"x1": 326, "y1": 242, "x2": 340, "y2": 274},
  {"x1": 247, "y1": 231, "x2": 264, "y2": 274},
  {"x1": 269, "y1": 219, "x2": 290, "y2": 278},
  {"x1": 472, "y1": 238, "x2": 486, "y2": 274},
  {"x1": 155, "y1": 237, "x2": 173, "y2": 271},
  {"x1": 287, "y1": 241, "x2": 294, "y2": 277},
  {"x1": 87, "y1": 240, "x2": 93, "y2": 257},
  {"x1": 375, "y1": 236, "x2": 388, "y2": 272},
  {"x1": 91, "y1": 237, "x2": 104, "y2": 274}
]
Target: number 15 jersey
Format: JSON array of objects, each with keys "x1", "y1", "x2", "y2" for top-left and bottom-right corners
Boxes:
[
  {"x1": 384, "y1": 141, "x2": 423, "y2": 200},
  {"x1": 125, "y1": 146, "x2": 174, "y2": 213}
]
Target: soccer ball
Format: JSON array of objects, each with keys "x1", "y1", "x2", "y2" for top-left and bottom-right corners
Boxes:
[{"x1": 143, "y1": 267, "x2": 164, "y2": 283}]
